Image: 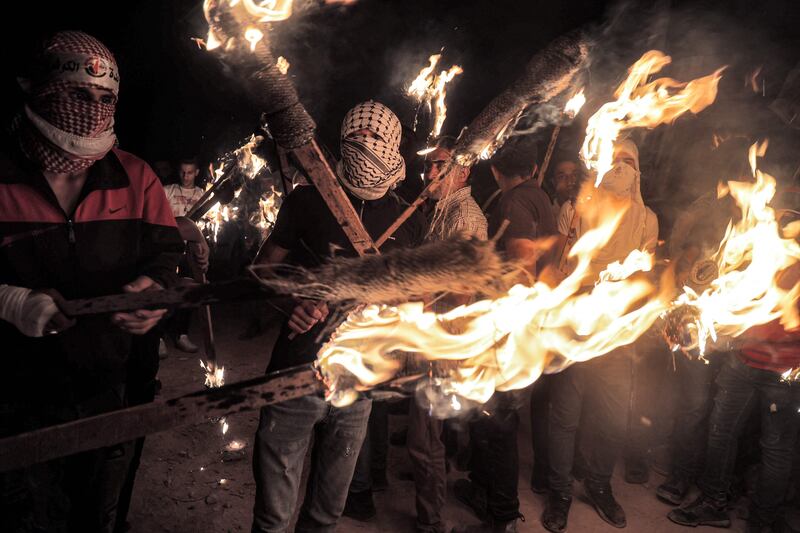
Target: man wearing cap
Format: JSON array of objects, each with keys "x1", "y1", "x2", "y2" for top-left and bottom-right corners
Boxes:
[
  {"x1": 251, "y1": 101, "x2": 427, "y2": 533},
  {"x1": 0, "y1": 31, "x2": 183, "y2": 532}
]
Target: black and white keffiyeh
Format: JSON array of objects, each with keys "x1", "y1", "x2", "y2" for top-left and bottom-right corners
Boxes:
[{"x1": 338, "y1": 101, "x2": 405, "y2": 200}]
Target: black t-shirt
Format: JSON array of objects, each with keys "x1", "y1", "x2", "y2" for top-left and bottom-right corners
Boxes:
[
  {"x1": 488, "y1": 179, "x2": 558, "y2": 247},
  {"x1": 266, "y1": 185, "x2": 427, "y2": 372}
]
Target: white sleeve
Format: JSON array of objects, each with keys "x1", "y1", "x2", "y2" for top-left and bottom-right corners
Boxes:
[
  {"x1": 0, "y1": 285, "x2": 59, "y2": 337},
  {"x1": 557, "y1": 202, "x2": 574, "y2": 236}
]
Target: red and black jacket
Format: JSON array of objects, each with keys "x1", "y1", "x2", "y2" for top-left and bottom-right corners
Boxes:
[{"x1": 0, "y1": 145, "x2": 183, "y2": 420}]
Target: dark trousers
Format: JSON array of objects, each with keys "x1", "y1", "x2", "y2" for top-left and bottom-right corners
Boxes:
[
  {"x1": 252, "y1": 396, "x2": 371, "y2": 533},
  {"x1": 115, "y1": 331, "x2": 162, "y2": 532},
  {"x1": 408, "y1": 398, "x2": 447, "y2": 531},
  {"x1": 530, "y1": 376, "x2": 553, "y2": 485},
  {"x1": 548, "y1": 348, "x2": 632, "y2": 496},
  {"x1": 699, "y1": 355, "x2": 800, "y2": 524},
  {"x1": 468, "y1": 390, "x2": 524, "y2": 522},
  {"x1": 0, "y1": 401, "x2": 133, "y2": 533},
  {"x1": 625, "y1": 339, "x2": 671, "y2": 464},
  {"x1": 667, "y1": 352, "x2": 717, "y2": 480},
  {"x1": 349, "y1": 400, "x2": 389, "y2": 493}
]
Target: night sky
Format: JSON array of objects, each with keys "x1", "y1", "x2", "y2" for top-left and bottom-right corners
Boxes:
[{"x1": 3, "y1": 0, "x2": 800, "y2": 192}]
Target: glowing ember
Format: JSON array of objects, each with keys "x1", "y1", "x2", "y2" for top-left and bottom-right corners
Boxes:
[
  {"x1": 417, "y1": 146, "x2": 437, "y2": 156},
  {"x1": 564, "y1": 89, "x2": 586, "y2": 118},
  {"x1": 225, "y1": 440, "x2": 246, "y2": 451},
  {"x1": 581, "y1": 50, "x2": 725, "y2": 186},
  {"x1": 407, "y1": 53, "x2": 464, "y2": 138},
  {"x1": 200, "y1": 360, "x2": 225, "y2": 388},
  {"x1": 672, "y1": 141, "x2": 800, "y2": 355},
  {"x1": 220, "y1": 418, "x2": 229, "y2": 435},
  {"x1": 244, "y1": 26, "x2": 264, "y2": 51},
  {"x1": 276, "y1": 55, "x2": 290, "y2": 75}
]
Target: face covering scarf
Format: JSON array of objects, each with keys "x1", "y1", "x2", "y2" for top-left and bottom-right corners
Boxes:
[
  {"x1": 337, "y1": 100, "x2": 405, "y2": 201},
  {"x1": 15, "y1": 31, "x2": 119, "y2": 173}
]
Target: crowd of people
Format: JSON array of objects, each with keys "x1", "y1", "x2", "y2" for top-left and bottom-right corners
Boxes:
[{"x1": 0, "y1": 29, "x2": 799, "y2": 533}]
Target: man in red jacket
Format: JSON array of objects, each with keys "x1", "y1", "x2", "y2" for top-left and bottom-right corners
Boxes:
[{"x1": 0, "y1": 31, "x2": 183, "y2": 532}]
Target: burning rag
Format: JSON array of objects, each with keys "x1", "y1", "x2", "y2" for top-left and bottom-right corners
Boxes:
[
  {"x1": 337, "y1": 100, "x2": 406, "y2": 200},
  {"x1": 14, "y1": 31, "x2": 119, "y2": 173}
]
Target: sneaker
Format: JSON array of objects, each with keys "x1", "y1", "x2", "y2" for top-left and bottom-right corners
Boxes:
[
  {"x1": 541, "y1": 493, "x2": 572, "y2": 533},
  {"x1": 175, "y1": 334, "x2": 199, "y2": 353},
  {"x1": 454, "y1": 478, "x2": 488, "y2": 522},
  {"x1": 584, "y1": 481, "x2": 626, "y2": 528},
  {"x1": 371, "y1": 468, "x2": 389, "y2": 492},
  {"x1": 158, "y1": 337, "x2": 168, "y2": 359},
  {"x1": 667, "y1": 495, "x2": 731, "y2": 528},
  {"x1": 342, "y1": 489, "x2": 376, "y2": 522},
  {"x1": 656, "y1": 475, "x2": 690, "y2": 505},
  {"x1": 624, "y1": 456, "x2": 649, "y2": 484}
]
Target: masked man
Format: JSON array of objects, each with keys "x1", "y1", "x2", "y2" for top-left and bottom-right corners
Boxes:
[
  {"x1": 0, "y1": 31, "x2": 183, "y2": 532},
  {"x1": 251, "y1": 101, "x2": 426, "y2": 533},
  {"x1": 543, "y1": 139, "x2": 658, "y2": 532}
]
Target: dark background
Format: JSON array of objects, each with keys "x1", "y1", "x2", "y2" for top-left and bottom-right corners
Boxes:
[{"x1": 3, "y1": 0, "x2": 800, "y2": 216}]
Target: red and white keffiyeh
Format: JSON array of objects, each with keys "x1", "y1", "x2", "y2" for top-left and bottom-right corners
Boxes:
[{"x1": 15, "y1": 31, "x2": 119, "y2": 173}]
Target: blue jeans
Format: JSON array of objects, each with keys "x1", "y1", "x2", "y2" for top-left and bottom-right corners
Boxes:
[
  {"x1": 251, "y1": 395, "x2": 371, "y2": 533},
  {"x1": 699, "y1": 355, "x2": 800, "y2": 524},
  {"x1": 669, "y1": 352, "x2": 717, "y2": 479}
]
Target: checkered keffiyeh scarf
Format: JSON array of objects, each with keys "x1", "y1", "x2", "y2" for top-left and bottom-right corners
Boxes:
[
  {"x1": 15, "y1": 31, "x2": 118, "y2": 173},
  {"x1": 338, "y1": 101, "x2": 405, "y2": 200}
]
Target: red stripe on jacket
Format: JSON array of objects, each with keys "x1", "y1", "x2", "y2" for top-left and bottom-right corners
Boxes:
[{"x1": 75, "y1": 149, "x2": 177, "y2": 227}]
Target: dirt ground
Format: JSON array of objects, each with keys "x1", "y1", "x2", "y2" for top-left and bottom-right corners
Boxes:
[{"x1": 127, "y1": 305, "x2": 749, "y2": 533}]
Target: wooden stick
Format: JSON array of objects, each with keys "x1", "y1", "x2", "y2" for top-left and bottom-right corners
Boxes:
[
  {"x1": 537, "y1": 125, "x2": 561, "y2": 188},
  {"x1": 375, "y1": 160, "x2": 455, "y2": 248},
  {"x1": 291, "y1": 140, "x2": 379, "y2": 257},
  {"x1": 0, "y1": 364, "x2": 322, "y2": 472}
]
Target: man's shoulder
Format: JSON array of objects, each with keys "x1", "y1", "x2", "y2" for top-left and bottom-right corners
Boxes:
[{"x1": 111, "y1": 148, "x2": 150, "y2": 174}]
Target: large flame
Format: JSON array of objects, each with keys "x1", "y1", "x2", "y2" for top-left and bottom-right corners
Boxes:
[
  {"x1": 309, "y1": 52, "x2": 799, "y2": 412},
  {"x1": 318, "y1": 201, "x2": 669, "y2": 407},
  {"x1": 318, "y1": 141, "x2": 800, "y2": 408},
  {"x1": 581, "y1": 50, "x2": 725, "y2": 186},
  {"x1": 673, "y1": 141, "x2": 800, "y2": 355},
  {"x1": 408, "y1": 53, "x2": 464, "y2": 138}
]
